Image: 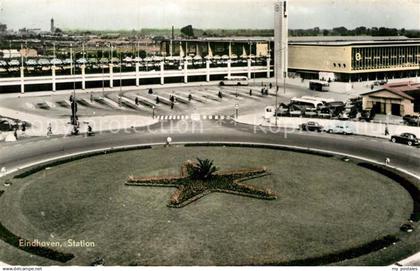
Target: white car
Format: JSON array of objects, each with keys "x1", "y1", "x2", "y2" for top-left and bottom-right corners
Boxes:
[{"x1": 325, "y1": 123, "x2": 353, "y2": 135}]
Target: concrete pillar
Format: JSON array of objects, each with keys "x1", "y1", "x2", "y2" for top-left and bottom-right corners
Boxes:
[
  {"x1": 109, "y1": 64, "x2": 114, "y2": 88},
  {"x1": 247, "y1": 58, "x2": 251, "y2": 79},
  {"x1": 135, "y1": 62, "x2": 140, "y2": 87},
  {"x1": 206, "y1": 60, "x2": 210, "y2": 82},
  {"x1": 52, "y1": 66, "x2": 56, "y2": 92},
  {"x1": 160, "y1": 61, "x2": 164, "y2": 85},
  {"x1": 227, "y1": 59, "x2": 231, "y2": 78},
  {"x1": 207, "y1": 42, "x2": 213, "y2": 58},
  {"x1": 267, "y1": 58, "x2": 271, "y2": 78},
  {"x1": 81, "y1": 65, "x2": 86, "y2": 90},
  {"x1": 229, "y1": 42, "x2": 232, "y2": 58},
  {"x1": 20, "y1": 66, "x2": 25, "y2": 94},
  {"x1": 184, "y1": 60, "x2": 188, "y2": 83},
  {"x1": 180, "y1": 42, "x2": 184, "y2": 58}
]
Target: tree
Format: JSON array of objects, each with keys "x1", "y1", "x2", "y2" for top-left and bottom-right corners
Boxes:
[
  {"x1": 332, "y1": 26, "x2": 348, "y2": 36},
  {"x1": 187, "y1": 158, "x2": 218, "y2": 180}
]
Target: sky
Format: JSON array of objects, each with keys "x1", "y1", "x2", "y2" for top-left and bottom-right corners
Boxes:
[{"x1": 0, "y1": 0, "x2": 419, "y2": 31}]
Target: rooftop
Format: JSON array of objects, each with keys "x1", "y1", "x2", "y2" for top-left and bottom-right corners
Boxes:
[{"x1": 164, "y1": 36, "x2": 420, "y2": 46}]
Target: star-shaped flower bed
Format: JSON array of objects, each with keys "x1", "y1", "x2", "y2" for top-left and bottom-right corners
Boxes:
[{"x1": 126, "y1": 158, "x2": 277, "y2": 208}]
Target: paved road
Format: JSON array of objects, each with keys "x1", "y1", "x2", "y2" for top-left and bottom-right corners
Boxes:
[{"x1": 1, "y1": 119, "x2": 419, "y2": 177}]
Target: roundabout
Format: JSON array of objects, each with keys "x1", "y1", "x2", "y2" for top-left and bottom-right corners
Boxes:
[{"x1": 0, "y1": 142, "x2": 419, "y2": 266}]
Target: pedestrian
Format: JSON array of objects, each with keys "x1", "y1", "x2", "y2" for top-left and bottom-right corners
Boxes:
[
  {"x1": 269, "y1": 82, "x2": 272, "y2": 89},
  {"x1": 261, "y1": 88, "x2": 264, "y2": 95},
  {"x1": 385, "y1": 157, "x2": 390, "y2": 166},
  {"x1": 90, "y1": 92, "x2": 93, "y2": 103},
  {"x1": 384, "y1": 125, "x2": 389, "y2": 136},
  {"x1": 69, "y1": 95, "x2": 73, "y2": 103},
  {"x1": 135, "y1": 97, "x2": 139, "y2": 105},
  {"x1": 171, "y1": 102, "x2": 174, "y2": 110},
  {"x1": 249, "y1": 89, "x2": 252, "y2": 96},
  {"x1": 148, "y1": 88, "x2": 153, "y2": 94},
  {"x1": 156, "y1": 96, "x2": 160, "y2": 104},
  {"x1": 188, "y1": 94, "x2": 192, "y2": 101},
  {"x1": 14, "y1": 128, "x2": 18, "y2": 140},
  {"x1": 21, "y1": 122, "x2": 26, "y2": 135},
  {"x1": 47, "y1": 123, "x2": 52, "y2": 137},
  {"x1": 265, "y1": 88, "x2": 269, "y2": 95},
  {"x1": 218, "y1": 91, "x2": 222, "y2": 99}
]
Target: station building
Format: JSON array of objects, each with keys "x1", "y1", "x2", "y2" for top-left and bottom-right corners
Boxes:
[{"x1": 160, "y1": 36, "x2": 420, "y2": 82}]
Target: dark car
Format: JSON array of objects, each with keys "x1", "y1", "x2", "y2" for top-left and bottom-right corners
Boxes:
[
  {"x1": 391, "y1": 133, "x2": 419, "y2": 146},
  {"x1": 403, "y1": 115, "x2": 420, "y2": 126},
  {"x1": 359, "y1": 110, "x2": 373, "y2": 122},
  {"x1": 300, "y1": 121, "x2": 323, "y2": 132},
  {"x1": 0, "y1": 120, "x2": 15, "y2": 131}
]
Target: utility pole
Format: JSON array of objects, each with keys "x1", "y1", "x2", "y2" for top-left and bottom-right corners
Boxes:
[{"x1": 119, "y1": 49, "x2": 122, "y2": 107}]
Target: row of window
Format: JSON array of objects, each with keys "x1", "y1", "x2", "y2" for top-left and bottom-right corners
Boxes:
[{"x1": 333, "y1": 63, "x2": 347, "y2": 68}]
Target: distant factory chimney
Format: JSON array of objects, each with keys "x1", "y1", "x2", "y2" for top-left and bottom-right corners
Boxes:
[{"x1": 50, "y1": 18, "x2": 55, "y2": 33}]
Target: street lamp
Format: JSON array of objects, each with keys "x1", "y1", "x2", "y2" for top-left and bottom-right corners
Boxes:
[
  {"x1": 152, "y1": 105, "x2": 156, "y2": 119},
  {"x1": 275, "y1": 46, "x2": 287, "y2": 127},
  {"x1": 234, "y1": 103, "x2": 239, "y2": 119},
  {"x1": 119, "y1": 49, "x2": 122, "y2": 107}
]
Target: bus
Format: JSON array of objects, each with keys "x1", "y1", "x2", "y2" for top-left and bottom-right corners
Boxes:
[
  {"x1": 301, "y1": 96, "x2": 335, "y2": 104},
  {"x1": 219, "y1": 76, "x2": 249, "y2": 86},
  {"x1": 290, "y1": 97, "x2": 324, "y2": 110}
]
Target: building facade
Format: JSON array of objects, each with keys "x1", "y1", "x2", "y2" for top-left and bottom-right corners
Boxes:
[
  {"x1": 289, "y1": 36, "x2": 420, "y2": 81},
  {"x1": 160, "y1": 36, "x2": 420, "y2": 82},
  {"x1": 361, "y1": 88, "x2": 415, "y2": 116}
]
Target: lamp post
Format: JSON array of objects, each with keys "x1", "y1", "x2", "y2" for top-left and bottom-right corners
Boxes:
[
  {"x1": 234, "y1": 103, "x2": 239, "y2": 119},
  {"x1": 152, "y1": 105, "x2": 156, "y2": 119},
  {"x1": 275, "y1": 46, "x2": 287, "y2": 127},
  {"x1": 119, "y1": 49, "x2": 122, "y2": 107}
]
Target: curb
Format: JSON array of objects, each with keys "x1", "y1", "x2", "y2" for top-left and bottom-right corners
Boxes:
[{"x1": 234, "y1": 117, "x2": 419, "y2": 142}]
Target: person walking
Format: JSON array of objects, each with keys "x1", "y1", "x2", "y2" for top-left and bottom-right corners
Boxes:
[
  {"x1": 47, "y1": 123, "x2": 52, "y2": 137},
  {"x1": 249, "y1": 89, "x2": 252, "y2": 96},
  {"x1": 384, "y1": 125, "x2": 389, "y2": 136},
  {"x1": 21, "y1": 122, "x2": 26, "y2": 136}
]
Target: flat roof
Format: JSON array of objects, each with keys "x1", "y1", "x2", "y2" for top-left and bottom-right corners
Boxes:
[{"x1": 163, "y1": 36, "x2": 420, "y2": 46}]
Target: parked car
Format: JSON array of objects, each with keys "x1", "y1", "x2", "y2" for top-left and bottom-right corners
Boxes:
[
  {"x1": 325, "y1": 123, "x2": 353, "y2": 135},
  {"x1": 390, "y1": 133, "x2": 419, "y2": 146},
  {"x1": 0, "y1": 119, "x2": 16, "y2": 131},
  {"x1": 275, "y1": 103, "x2": 289, "y2": 116},
  {"x1": 359, "y1": 110, "x2": 373, "y2": 122},
  {"x1": 304, "y1": 108, "x2": 318, "y2": 118},
  {"x1": 318, "y1": 107, "x2": 332, "y2": 119},
  {"x1": 300, "y1": 121, "x2": 323, "y2": 132},
  {"x1": 403, "y1": 115, "x2": 420, "y2": 126}
]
